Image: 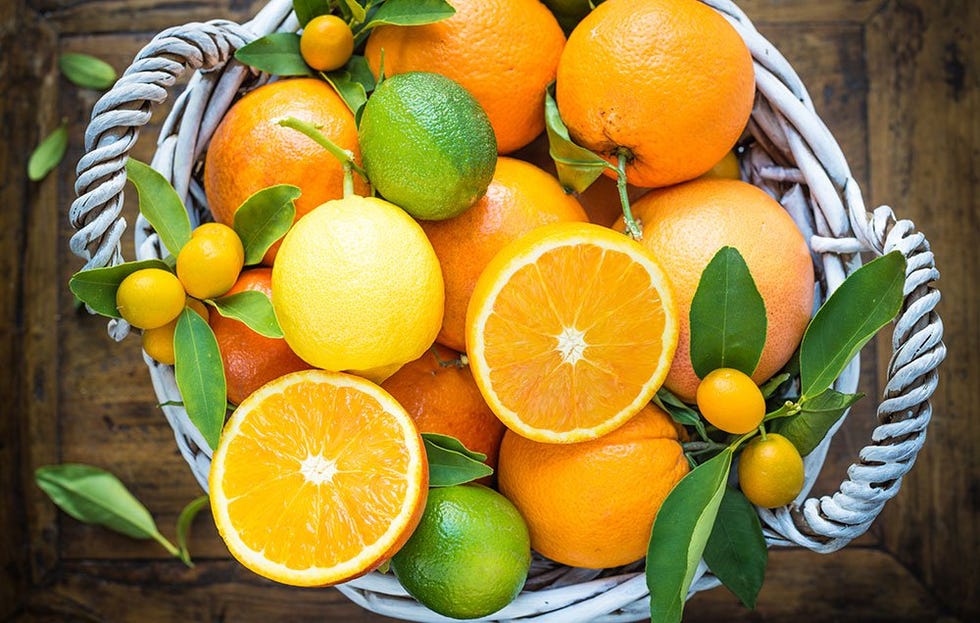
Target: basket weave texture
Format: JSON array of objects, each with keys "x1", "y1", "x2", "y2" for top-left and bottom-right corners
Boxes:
[{"x1": 68, "y1": 0, "x2": 946, "y2": 620}]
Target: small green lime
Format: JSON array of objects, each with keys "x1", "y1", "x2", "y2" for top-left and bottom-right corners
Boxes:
[
  {"x1": 391, "y1": 484, "x2": 531, "y2": 619},
  {"x1": 358, "y1": 71, "x2": 497, "y2": 221}
]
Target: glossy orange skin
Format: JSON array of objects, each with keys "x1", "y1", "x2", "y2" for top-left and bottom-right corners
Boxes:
[
  {"x1": 696, "y1": 368, "x2": 766, "y2": 434},
  {"x1": 497, "y1": 404, "x2": 689, "y2": 568},
  {"x1": 381, "y1": 344, "x2": 505, "y2": 481},
  {"x1": 420, "y1": 156, "x2": 587, "y2": 351},
  {"x1": 209, "y1": 268, "x2": 311, "y2": 405},
  {"x1": 617, "y1": 178, "x2": 814, "y2": 402},
  {"x1": 556, "y1": 0, "x2": 755, "y2": 187},
  {"x1": 364, "y1": 0, "x2": 566, "y2": 154},
  {"x1": 203, "y1": 79, "x2": 368, "y2": 264}
]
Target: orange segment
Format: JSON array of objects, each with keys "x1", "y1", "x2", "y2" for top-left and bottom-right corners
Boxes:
[
  {"x1": 209, "y1": 370, "x2": 428, "y2": 587},
  {"x1": 465, "y1": 222, "x2": 679, "y2": 443}
]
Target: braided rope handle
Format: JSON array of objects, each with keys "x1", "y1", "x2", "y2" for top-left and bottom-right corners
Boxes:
[{"x1": 67, "y1": 0, "x2": 946, "y2": 620}]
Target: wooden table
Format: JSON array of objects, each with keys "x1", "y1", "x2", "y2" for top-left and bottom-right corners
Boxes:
[{"x1": 2, "y1": 1, "x2": 976, "y2": 621}]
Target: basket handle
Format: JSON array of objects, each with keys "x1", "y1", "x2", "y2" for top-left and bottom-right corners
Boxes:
[
  {"x1": 769, "y1": 206, "x2": 947, "y2": 551},
  {"x1": 68, "y1": 19, "x2": 256, "y2": 271}
]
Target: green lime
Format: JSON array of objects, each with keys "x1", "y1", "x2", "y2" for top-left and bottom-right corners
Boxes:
[
  {"x1": 391, "y1": 484, "x2": 531, "y2": 619},
  {"x1": 358, "y1": 71, "x2": 496, "y2": 221}
]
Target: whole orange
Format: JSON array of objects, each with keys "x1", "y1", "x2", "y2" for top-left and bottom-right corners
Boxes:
[
  {"x1": 556, "y1": 0, "x2": 755, "y2": 187},
  {"x1": 497, "y1": 404, "x2": 689, "y2": 568},
  {"x1": 209, "y1": 268, "x2": 311, "y2": 405},
  {"x1": 381, "y1": 344, "x2": 505, "y2": 477},
  {"x1": 420, "y1": 156, "x2": 587, "y2": 351},
  {"x1": 618, "y1": 178, "x2": 814, "y2": 402},
  {"x1": 364, "y1": 0, "x2": 566, "y2": 154},
  {"x1": 203, "y1": 78, "x2": 368, "y2": 264}
]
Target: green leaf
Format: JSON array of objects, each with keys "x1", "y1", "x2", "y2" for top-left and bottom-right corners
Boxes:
[
  {"x1": 654, "y1": 388, "x2": 707, "y2": 442},
  {"x1": 28, "y1": 122, "x2": 68, "y2": 182},
  {"x1": 544, "y1": 86, "x2": 610, "y2": 192},
  {"x1": 175, "y1": 495, "x2": 209, "y2": 567},
  {"x1": 422, "y1": 433, "x2": 493, "y2": 487},
  {"x1": 234, "y1": 33, "x2": 313, "y2": 77},
  {"x1": 209, "y1": 291, "x2": 284, "y2": 339},
  {"x1": 703, "y1": 486, "x2": 767, "y2": 609},
  {"x1": 69, "y1": 259, "x2": 172, "y2": 318},
  {"x1": 35, "y1": 464, "x2": 179, "y2": 556},
  {"x1": 773, "y1": 389, "x2": 864, "y2": 456},
  {"x1": 125, "y1": 159, "x2": 192, "y2": 257},
  {"x1": 689, "y1": 246, "x2": 767, "y2": 379},
  {"x1": 293, "y1": 0, "x2": 331, "y2": 26},
  {"x1": 341, "y1": 0, "x2": 367, "y2": 23},
  {"x1": 58, "y1": 53, "x2": 117, "y2": 89},
  {"x1": 232, "y1": 184, "x2": 299, "y2": 265},
  {"x1": 647, "y1": 449, "x2": 733, "y2": 623},
  {"x1": 360, "y1": 0, "x2": 455, "y2": 30},
  {"x1": 173, "y1": 309, "x2": 227, "y2": 451},
  {"x1": 760, "y1": 373, "x2": 791, "y2": 399},
  {"x1": 322, "y1": 68, "x2": 368, "y2": 117},
  {"x1": 799, "y1": 251, "x2": 906, "y2": 399}
]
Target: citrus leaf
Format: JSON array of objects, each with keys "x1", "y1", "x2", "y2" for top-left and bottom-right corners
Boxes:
[
  {"x1": 68, "y1": 259, "x2": 171, "y2": 318},
  {"x1": 293, "y1": 0, "x2": 331, "y2": 26},
  {"x1": 760, "y1": 372, "x2": 792, "y2": 399},
  {"x1": 234, "y1": 33, "x2": 312, "y2": 77},
  {"x1": 322, "y1": 68, "x2": 368, "y2": 117},
  {"x1": 340, "y1": 0, "x2": 367, "y2": 23},
  {"x1": 58, "y1": 53, "x2": 117, "y2": 89},
  {"x1": 360, "y1": 0, "x2": 455, "y2": 31},
  {"x1": 689, "y1": 246, "x2": 767, "y2": 379},
  {"x1": 232, "y1": 184, "x2": 299, "y2": 265},
  {"x1": 422, "y1": 434, "x2": 493, "y2": 487},
  {"x1": 173, "y1": 309, "x2": 227, "y2": 451},
  {"x1": 175, "y1": 494, "x2": 209, "y2": 567},
  {"x1": 209, "y1": 291, "x2": 284, "y2": 339},
  {"x1": 799, "y1": 251, "x2": 906, "y2": 399},
  {"x1": 125, "y1": 159, "x2": 192, "y2": 257},
  {"x1": 28, "y1": 122, "x2": 68, "y2": 182},
  {"x1": 647, "y1": 448, "x2": 732, "y2": 623},
  {"x1": 703, "y1": 486, "x2": 767, "y2": 609},
  {"x1": 773, "y1": 389, "x2": 863, "y2": 456},
  {"x1": 34, "y1": 464, "x2": 178, "y2": 557},
  {"x1": 544, "y1": 86, "x2": 610, "y2": 193},
  {"x1": 654, "y1": 387, "x2": 707, "y2": 442}
]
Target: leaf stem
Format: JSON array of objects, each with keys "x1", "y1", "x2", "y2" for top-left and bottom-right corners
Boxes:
[
  {"x1": 151, "y1": 530, "x2": 181, "y2": 558},
  {"x1": 615, "y1": 149, "x2": 642, "y2": 240},
  {"x1": 277, "y1": 116, "x2": 370, "y2": 183}
]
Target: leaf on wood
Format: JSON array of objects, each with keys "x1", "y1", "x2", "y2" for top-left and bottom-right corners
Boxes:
[
  {"x1": 59, "y1": 53, "x2": 117, "y2": 89},
  {"x1": 28, "y1": 122, "x2": 68, "y2": 182}
]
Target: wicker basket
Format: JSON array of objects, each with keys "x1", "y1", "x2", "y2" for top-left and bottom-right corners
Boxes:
[{"x1": 68, "y1": 0, "x2": 946, "y2": 620}]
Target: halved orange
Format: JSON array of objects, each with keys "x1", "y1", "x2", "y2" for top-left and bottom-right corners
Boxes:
[
  {"x1": 465, "y1": 222, "x2": 679, "y2": 443},
  {"x1": 209, "y1": 369, "x2": 428, "y2": 586}
]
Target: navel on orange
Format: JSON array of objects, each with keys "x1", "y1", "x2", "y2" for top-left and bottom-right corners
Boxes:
[
  {"x1": 209, "y1": 370, "x2": 428, "y2": 587},
  {"x1": 465, "y1": 222, "x2": 678, "y2": 443}
]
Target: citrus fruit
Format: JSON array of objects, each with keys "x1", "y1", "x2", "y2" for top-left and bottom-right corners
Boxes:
[
  {"x1": 358, "y1": 71, "x2": 495, "y2": 220},
  {"x1": 209, "y1": 369, "x2": 428, "y2": 586},
  {"x1": 380, "y1": 344, "x2": 505, "y2": 478},
  {"x1": 115, "y1": 268, "x2": 185, "y2": 330},
  {"x1": 203, "y1": 78, "x2": 368, "y2": 263},
  {"x1": 696, "y1": 368, "x2": 766, "y2": 434},
  {"x1": 420, "y1": 156, "x2": 588, "y2": 351},
  {"x1": 176, "y1": 223, "x2": 244, "y2": 300},
  {"x1": 700, "y1": 149, "x2": 742, "y2": 180},
  {"x1": 141, "y1": 299, "x2": 211, "y2": 365},
  {"x1": 390, "y1": 484, "x2": 530, "y2": 619},
  {"x1": 497, "y1": 403, "x2": 688, "y2": 568},
  {"x1": 737, "y1": 432, "x2": 805, "y2": 508},
  {"x1": 271, "y1": 195, "x2": 444, "y2": 381},
  {"x1": 209, "y1": 268, "x2": 311, "y2": 405},
  {"x1": 555, "y1": 0, "x2": 754, "y2": 187},
  {"x1": 616, "y1": 178, "x2": 814, "y2": 402},
  {"x1": 364, "y1": 0, "x2": 565, "y2": 154},
  {"x1": 465, "y1": 221, "x2": 678, "y2": 443},
  {"x1": 300, "y1": 14, "x2": 354, "y2": 72}
]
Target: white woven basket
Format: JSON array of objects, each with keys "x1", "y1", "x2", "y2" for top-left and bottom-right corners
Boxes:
[{"x1": 68, "y1": 0, "x2": 946, "y2": 620}]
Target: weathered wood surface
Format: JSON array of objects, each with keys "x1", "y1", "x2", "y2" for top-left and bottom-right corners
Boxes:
[{"x1": 2, "y1": 0, "x2": 976, "y2": 621}]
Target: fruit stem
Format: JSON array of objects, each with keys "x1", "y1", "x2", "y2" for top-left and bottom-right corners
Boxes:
[
  {"x1": 758, "y1": 425, "x2": 768, "y2": 441},
  {"x1": 277, "y1": 116, "x2": 370, "y2": 183},
  {"x1": 615, "y1": 149, "x2": 642, "y2": 240},
  {"x1": 342, "y1": 165, "x2": 355, "y2": 199}
]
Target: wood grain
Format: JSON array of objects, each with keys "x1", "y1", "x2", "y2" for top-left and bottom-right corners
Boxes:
[{"x1": 4, "y1": 0, "x2": 977, "y2": 621}]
